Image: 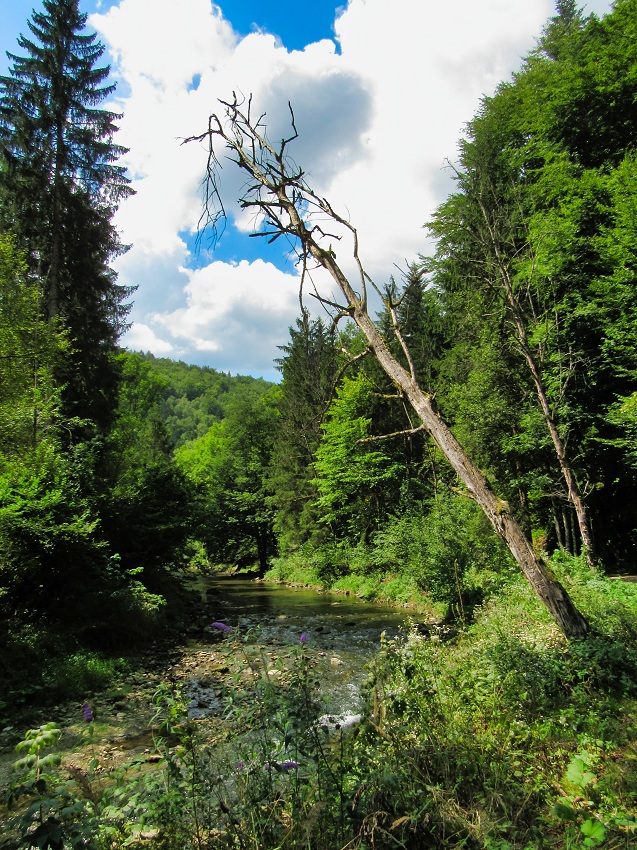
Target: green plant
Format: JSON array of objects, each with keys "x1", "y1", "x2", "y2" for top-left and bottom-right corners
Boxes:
[
  {"x1": 551, "y1": 746, "x2": 637, "y2": 848},
  {"x1": 106, "y1": 626, "x2": 359, "y2": 850},
  {"x1": 6, "y1": 723, "x2": 100, "y2": 850},
  {"x1": 42, "y1": 652, "x2": 130, "y2": 702}
]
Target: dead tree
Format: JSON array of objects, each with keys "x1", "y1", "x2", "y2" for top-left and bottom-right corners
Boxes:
[{"x1": 184, "y1": 94, "x2": 590, "y2": 639}]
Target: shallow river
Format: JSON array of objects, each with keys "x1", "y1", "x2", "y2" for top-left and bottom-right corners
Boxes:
[{"x1": 191, "y1": 576, "x2": 414, "y2": 720}]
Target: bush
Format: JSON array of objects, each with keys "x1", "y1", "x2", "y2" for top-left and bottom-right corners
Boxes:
[
  {"x1": 371, "y1": 492, "x2": 515, "y2": 615},
  {"x1": 42, "y1": 652, "x2": 130, "y2": 702}
]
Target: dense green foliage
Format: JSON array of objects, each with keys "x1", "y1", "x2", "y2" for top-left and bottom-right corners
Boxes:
[
  {"x1": 138, "y1": 352, "x2": 271, "y2": 447},
  {"x1": 175, "y1": 380, "x2": 280, "y2": 573},
  {"x1": 269, "y1": 311, "x2": 339, "y2": 550},
  {"x1": 0, "y1": 4, "x2": 190, "y2": 707},
  {"x1": 427, "y1": 0, "x2": 637, "y2": 568}
]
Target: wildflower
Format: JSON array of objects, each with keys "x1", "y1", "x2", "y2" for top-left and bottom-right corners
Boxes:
[
  {"x1": 210, "y1": 621, "x2": 233, "y2": 633},
  {"x1": 264, "y1": 760, "x2": 299, "y2": 772},
  {"x1": 82, "y1": 703, "x2": 93, "y2": 722},
  {"x1": 300, "y1": 632, "x2": 308, "y2": 644},
  {"x1": 235, "y1": 760, "x2": 246, "y2": 771}
]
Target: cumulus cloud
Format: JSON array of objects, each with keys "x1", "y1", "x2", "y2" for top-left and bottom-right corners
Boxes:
[
  {"x1": 124, "y1": 322, "x2": 175, "y2": 355},
  {"x1": 149, "y1": 259, "x2": 300, "y2": 378},
  {"x1": 91, "y1": 0, "x2": 612, "y2": 378}
]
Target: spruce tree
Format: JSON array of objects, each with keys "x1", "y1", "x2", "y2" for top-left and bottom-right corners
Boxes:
[
  {"x1": 0, "y1": 0, "x2": 133, "y2": 431},
  {"x1": 270, "y1": 310, "x2": 338, "y2": 549}
]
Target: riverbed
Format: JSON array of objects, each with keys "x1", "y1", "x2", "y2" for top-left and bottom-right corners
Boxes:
[
  {"x1": 190, "y1": 575, "x2": 413, "y2": 718},
  {"x1": 0, "y1": 576, "x2": 416, "y2": 785}
]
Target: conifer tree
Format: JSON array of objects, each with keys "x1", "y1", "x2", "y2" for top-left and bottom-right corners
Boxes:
[
  {"x1": 270, "y1": 310, "x2": 338, "y2": 549},
  {"x1": 0, "y1": 0, "x2": 133, "y2": 430}
]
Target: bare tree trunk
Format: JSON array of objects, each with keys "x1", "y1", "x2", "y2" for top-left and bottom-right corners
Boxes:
[
  {"x1": 516, "y1": 318, "x2": 595, "y2": 564},
  {"x1": 476, "y1": 199, "x2": 596, "y2": 567},
  {"x1": 186, "y1": 97, "x2": 590, "y2": 639}
]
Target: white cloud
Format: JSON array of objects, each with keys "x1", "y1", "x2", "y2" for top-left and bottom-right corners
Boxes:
[
  {"x1": 147, "y1": 259, "x2": 301, "y2": 377},
  {"x1": 125, "y1": 322, "x2": 175, "y2": 355},
  {"x1": 93, "y1": 0, "x2": 613, "y2": 377}
]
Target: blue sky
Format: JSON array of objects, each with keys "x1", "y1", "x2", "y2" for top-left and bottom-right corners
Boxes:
[
  {"x1": 1, "y1": 1, "x2": 342, "y2": 66},
  {"x1": 1, "y1": 0, "x2": 614, "y2": 379}
]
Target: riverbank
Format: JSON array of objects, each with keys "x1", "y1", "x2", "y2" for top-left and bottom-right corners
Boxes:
[
  {"x1": 263, "y1": 553, "x2": 441, "y2": 616},
  {"x1": 2, "y1": 561, "x2": 637, "y2": 849},
  {"x1": 0, "y1": 575, "x2": 411, "y2": 803}
]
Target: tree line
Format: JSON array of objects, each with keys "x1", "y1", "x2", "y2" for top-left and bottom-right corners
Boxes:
[{"x1": 177, "y1": 0, "x2": 637, "y2": 636}]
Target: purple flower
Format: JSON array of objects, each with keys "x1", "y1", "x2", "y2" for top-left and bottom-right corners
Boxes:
[
  {"x1": 210, "y1": 622, "x2": 233, "y2": 633},
  {"x1": 83, "y1": 703, "x2": 93, "y2": 722},
  {"x1": 265, "y1": 760, "x2": 299, "y2": 772},
  {"x1": 300, "y1": 632, "x2": 308, "y2": 644}
]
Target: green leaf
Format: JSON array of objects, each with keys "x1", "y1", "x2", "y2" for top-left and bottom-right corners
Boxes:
[
  {"x1": 553, "y1": 801, "x2": 577, "y2": 822},
  {"x1": 565, "y1": 756, "x2": 596, "y2": 789},
  {"x1": 581, "y1": 818, "x2": 606, "y2": 846}
]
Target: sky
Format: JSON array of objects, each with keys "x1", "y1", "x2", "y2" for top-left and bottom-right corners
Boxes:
[{"x1": 1, "y1": 0, "x2": 615, "y2": 380}]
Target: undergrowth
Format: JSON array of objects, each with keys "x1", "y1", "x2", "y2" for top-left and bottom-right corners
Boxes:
[{"x1": 2, "y1": 554, "x2": 637, "y2": 849}]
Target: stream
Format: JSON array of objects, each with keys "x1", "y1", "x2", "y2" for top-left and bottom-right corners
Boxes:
[
  {"x1": 187, "y1": 575, "x2": 414, "y2": 722},
  {"x1": 0, "y1": 577, "x2": 418, "y2": 785}
]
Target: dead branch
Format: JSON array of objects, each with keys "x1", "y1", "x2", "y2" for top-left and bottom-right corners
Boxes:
[{"x1": 356, "y1": 424, "x2": 427, "y2": 445}]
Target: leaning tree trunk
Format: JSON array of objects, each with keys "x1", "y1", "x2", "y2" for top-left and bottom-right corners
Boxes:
[
  {"x1": 189, "y1": 97, "x2": 591, "y2": 639},
  {"x1": 321, "y1": 256, "x2": 590, "y2": 639}
]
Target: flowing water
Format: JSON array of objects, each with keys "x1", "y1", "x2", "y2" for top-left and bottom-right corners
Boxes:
[{"x1": 189, "y1": 576, "x2": 414, "y2": 722}]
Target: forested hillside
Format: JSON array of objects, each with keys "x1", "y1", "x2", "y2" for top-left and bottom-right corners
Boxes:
[{"x1": 139, "y1": 353, "x2": 273, "y2": 448}]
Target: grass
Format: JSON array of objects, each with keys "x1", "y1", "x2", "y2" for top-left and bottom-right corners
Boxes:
[{"x1": 4, "y1": 553, "x2": 637, "y2": 849}]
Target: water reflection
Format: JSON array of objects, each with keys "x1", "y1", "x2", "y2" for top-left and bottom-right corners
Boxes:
[
  {"x1": 192, "y1": 575, "x2": 412, "y2": 717},
  {"x1": 198, "y1": 575, "x2": 409, "y2": 651}
]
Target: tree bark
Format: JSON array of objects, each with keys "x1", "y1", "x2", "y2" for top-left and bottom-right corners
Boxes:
[{"x1": 189, "y1": 99, "x2": 591, "y2": 639}]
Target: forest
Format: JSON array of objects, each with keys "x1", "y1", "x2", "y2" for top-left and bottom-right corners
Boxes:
[{"x1": 1, "y1": 0, "x2": 637, "y2": 848}]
